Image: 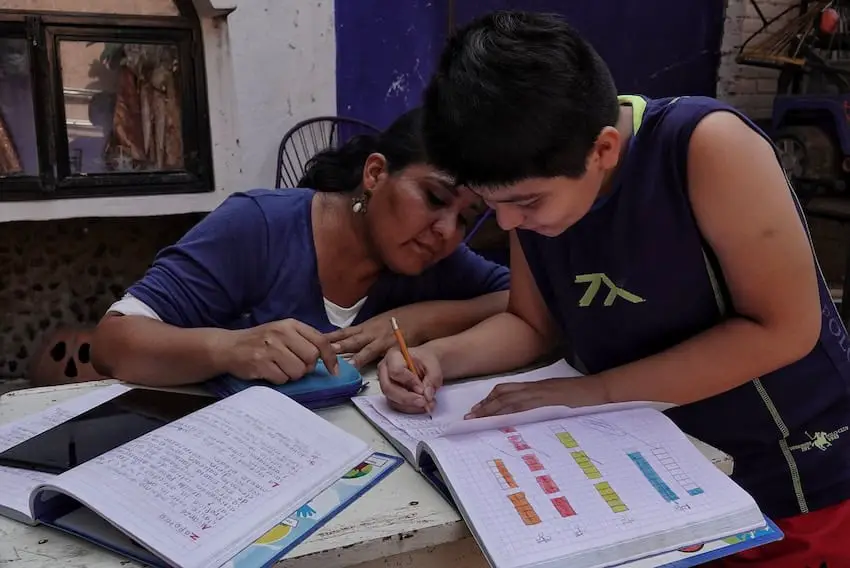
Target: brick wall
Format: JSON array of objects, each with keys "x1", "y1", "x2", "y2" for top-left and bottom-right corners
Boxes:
[
  {"x1": 718, "y1": 0, "x2": 799, "y2": 118},
  {"x1": 717, "y1": 0, "x2": 848, "y2": 291}
]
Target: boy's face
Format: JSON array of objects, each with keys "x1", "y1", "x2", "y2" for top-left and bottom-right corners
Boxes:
[
  {"x1": 477, "y1": 174, "x2": 604, "y2": 237},
  {"x1": 475, "y1": 127, "x2": 623, "y2": 237}
]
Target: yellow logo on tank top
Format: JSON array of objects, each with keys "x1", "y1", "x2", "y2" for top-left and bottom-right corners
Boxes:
[{"x1": 575, "y1": 273, "x2": 645, "y2": 307}]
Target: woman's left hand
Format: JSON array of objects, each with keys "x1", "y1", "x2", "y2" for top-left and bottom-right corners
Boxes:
[
  {"x1": 464, "y1": 377, "x2": 610, "y2": 419},
  {"x1": 326, "y1": 315, "x2": 420, "y2": 369}
]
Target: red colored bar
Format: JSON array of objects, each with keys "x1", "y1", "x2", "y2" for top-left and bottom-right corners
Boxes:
[
  {"x1": 551, "y1": 496, "x2": 576, "y2": 517},
  {"x1": 522, "y1": 453, "x2": 544, "y2": 471},
  {"x1": 536, "y1": 474, "x2": 560, "y2": 494}
]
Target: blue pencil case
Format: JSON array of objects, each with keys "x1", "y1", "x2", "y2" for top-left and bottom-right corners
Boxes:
[{"x1": 205, "y1": 357, "x2": 364, "y2": 409}]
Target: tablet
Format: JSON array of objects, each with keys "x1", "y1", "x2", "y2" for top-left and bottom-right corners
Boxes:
[{"x1": 0, "y1": 388, "x2": 216, "y2": 475}]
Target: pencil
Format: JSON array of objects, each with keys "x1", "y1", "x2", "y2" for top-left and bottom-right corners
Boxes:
[{"x1": 390, "y1": 317, "x2": 433, "y2": 419}]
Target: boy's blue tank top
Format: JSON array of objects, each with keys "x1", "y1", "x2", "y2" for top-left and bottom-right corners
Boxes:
[{"x1": 518, "y1": 95, "x2": 850, "y2": 520}]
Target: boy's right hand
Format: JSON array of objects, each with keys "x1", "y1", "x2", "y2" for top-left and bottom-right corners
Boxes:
[
  {"x1": 217, "y1": 319, "x2": 338, "y2": 384},
  {"x1": 378, "y1": 346, "x2": 444, "y2": 414}
]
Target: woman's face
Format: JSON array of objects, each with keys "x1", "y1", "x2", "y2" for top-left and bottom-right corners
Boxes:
[{"x1": 362, "y1": 154, "x2": 483, "y2": 275}]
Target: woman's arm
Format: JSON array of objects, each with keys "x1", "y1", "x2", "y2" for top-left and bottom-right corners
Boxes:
[
  {"x1": 92, "y1": 313, "x2": 231, "y2": 386},
  {"x1": 595, "y1": 111, "x2": 821, "y2": 405},
  {"x1": 390, "y1": 290, "x2": 508, "y2": 345},
  {"x1": 424, "y1": 231, "x2": 559, "y2": 380},
  {"x1": 325, "y1": 291, "x2": 510, "y2": 369},
  {"x1": 328, "y1": 243, "x2": 512, "y2": 368},
  {"x1": 92, "y1": 194, "x2": 273, "y2": 386}
]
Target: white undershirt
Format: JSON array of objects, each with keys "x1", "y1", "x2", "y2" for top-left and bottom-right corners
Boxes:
[{"x1": 108, "y1": 294, "x2": 367, "y2": 329}]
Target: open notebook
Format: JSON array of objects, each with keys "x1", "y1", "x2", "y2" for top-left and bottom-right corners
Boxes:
[
  {"x1": 353, "y1": 361, "x2": 773, "y2": 568},
  {"x1": 0, "y1": 384, "x2": 372, "y2": 568}
]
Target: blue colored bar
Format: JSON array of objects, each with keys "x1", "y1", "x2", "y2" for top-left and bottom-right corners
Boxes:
[{"x1": 627, "y1": 451, "x2": 679, "y2": 502}]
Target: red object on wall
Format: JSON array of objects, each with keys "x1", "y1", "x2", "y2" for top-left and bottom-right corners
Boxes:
[{"x1": 820, "y1": 7, "x2": 841, "y2": 35}]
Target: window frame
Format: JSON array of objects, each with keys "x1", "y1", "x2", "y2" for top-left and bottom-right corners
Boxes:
[{"x1": 0, "y1": 2, "x2": 213, "y2": 201}]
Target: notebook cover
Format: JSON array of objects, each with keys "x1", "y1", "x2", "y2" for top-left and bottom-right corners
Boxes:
[
  {"x1": 39, "y1": 452, "x2": 402, "y2": 568},
  {"x1": 222, "y1": 452, "x2": 403, "y2": 568},
  {"x1": 206, "y1": 357, "x2": 364, "y2": 409}
]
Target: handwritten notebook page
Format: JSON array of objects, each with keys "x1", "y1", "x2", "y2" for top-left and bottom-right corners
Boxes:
[
  {"x1": 35, "y1": 386, "x2": 370, "y2": 568},
  {"x1": 422, "y1": 407, "x2": 763, "y2": 568},
  {"x1": 0, "y1": 384, "x2": 130, "y2": 523}
]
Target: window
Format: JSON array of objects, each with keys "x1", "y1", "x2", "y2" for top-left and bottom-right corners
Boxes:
[{"x1": 0, "y1": 0, "x2": 212, "y2": 201}]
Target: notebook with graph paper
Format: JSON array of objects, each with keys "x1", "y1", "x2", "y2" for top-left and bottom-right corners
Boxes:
[{"x1": 353, "y1": 361, "x2": 778, "y2": 568}]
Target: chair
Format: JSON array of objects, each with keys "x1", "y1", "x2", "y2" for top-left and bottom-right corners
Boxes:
[{"x1": 275, "y1": 116, "x2": 380, "y2": 188}]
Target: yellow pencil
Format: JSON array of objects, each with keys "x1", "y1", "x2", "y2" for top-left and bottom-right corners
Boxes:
[{"x1": 390, "y1": 317, "x2": 433, "y2": 419}]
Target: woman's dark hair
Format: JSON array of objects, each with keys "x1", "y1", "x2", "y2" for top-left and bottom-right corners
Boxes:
[{"x1": 297, "y1": 108, "x2": 428, "y2": 192}]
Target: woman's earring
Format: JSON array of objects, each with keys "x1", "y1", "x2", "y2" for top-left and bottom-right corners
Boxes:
[{"x1": 351, "y1": 193, "x2": 369, "y2": 214}]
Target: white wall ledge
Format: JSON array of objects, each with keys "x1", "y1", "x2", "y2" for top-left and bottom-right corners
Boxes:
[{"x1": 0, "y1": 0, "x2": 336, "y2": 223}]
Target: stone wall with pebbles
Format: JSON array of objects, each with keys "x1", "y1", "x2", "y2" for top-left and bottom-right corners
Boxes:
[
  {"x1": 0, "y1": 210, "x2": 846, "y2": 387},
  {"x1": 0, "y1": 213, "x2": 202, "y2": 381}
]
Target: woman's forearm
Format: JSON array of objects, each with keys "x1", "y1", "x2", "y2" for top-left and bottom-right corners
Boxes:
[
  {"x1": 398, "y1": 291, "x2": 509, "y2": 345},
  {"x1": 598, "y1": 315, "x2": 819, "y2": 405},
  {"x1": 425, "y1": 311, "x2": 555, "y2": 381},
  {"x1": 91, "y1": 315, "x2": 231, "y2": 386}
]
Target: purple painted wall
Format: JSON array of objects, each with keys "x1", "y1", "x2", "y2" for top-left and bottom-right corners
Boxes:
[{"x1": 335, "y1": 0, "x2": 726, "y2": 129}]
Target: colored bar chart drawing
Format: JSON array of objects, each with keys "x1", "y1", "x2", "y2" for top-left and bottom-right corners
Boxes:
[
  {"x1": 551, "y1": 496, "x2": 576, "y2": 517},
  {"x1": 595, "y1": 481, "x2": 628, "y2": 513},
  {"x1": 571, "y1": 450, "x2": 602, "y2": 479},
  {"x1": 488, "y1": 459, "x2": 518, "y2": 489},
  {"x1": 651, "y1": 448, "x2": 704, "y2": 496},
  {"x1": 549, "y1": 425, "x2": 579, "y2": 448},
  {"x1": 557, "y1": 432, "x2": 578, "y2": 448},
  {"x1": 522, "y1": 453, "x2": 544, "y2": 472},
  {"x1": 508, "y1": 434, "x2": 531, "y2": 451},
  {"x1": 508, "y1": 492, "x2": 542, "y2": 525},
  {"x1": 627, "y1": 451, "x2": 679, "y2": 502},
  {"x1": 536, "y1": 474, "x2": 560, "y2": 494}
]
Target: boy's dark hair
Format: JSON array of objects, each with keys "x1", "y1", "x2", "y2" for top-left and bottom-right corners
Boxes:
[
  {"x1": 422, "y1": 11, "x2": 619, "y2": 186},
  {"x1": 298, "y1": 108, "x2": 427, "y2": 192}
]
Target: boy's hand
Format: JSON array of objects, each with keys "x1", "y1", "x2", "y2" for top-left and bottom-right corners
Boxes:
[
  {"x1": 464, "y1": 377, "x2": 609, "y2": 419},
  {"x1": 378, "y1": 346, "x2": 443, "y2": 414}
]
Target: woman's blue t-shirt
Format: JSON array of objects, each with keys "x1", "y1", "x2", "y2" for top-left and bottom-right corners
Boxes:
[{"x1": 127, "y1": 188, "x2": 510, "y2": 332}]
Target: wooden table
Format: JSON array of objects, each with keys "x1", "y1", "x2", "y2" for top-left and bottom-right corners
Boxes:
[{"x1": 0, "y1": 372, "x2": 734, "y2": 568}]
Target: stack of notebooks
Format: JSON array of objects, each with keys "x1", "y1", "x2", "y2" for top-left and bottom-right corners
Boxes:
[
  {"x1": 0, "y1": 384, "x2": 401, "y2": 568},
  {"x1": 353, "y1": 360, "x2": 782, "y2": 568}
]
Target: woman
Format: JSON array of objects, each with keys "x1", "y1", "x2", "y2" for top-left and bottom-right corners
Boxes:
[{"x1": 91, "y1": 108, "x2": 509, "y2": 386}]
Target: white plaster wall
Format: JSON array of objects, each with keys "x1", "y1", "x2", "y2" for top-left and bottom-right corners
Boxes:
[{"x1": 0, "y1": 0, "x2": 336, "y2": 222}]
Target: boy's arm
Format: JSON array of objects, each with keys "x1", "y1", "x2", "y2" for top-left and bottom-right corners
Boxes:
[
  {"x1": 424, "y1": 231, "x2": 560, "y2": 380},
  {"x1": 597, "y1": 111, "x2": 821, "y2": 405}
]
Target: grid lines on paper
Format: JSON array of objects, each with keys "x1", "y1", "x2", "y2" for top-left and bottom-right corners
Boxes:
[{"x1": 428, "y1": 408, "x2": 728, "y2": 567}]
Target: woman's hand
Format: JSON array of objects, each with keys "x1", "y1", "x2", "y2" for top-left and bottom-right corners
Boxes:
[
  {"x1": 464, "y1": 377, "x2": 609, "y2": 419},
  {"x1": 218, "y1": 319, "x2": 338, "y2": 384},
  {"x1": 377, "y1": 346, "x2": 444, "y2": 414},
  {"x1": 326, "y1": 315, "x2": 422, "y2": 369}
]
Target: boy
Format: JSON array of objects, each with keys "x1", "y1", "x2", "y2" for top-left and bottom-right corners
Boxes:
[{"x1": 378, "y1": 10, "x2": 850, "y2": 567}]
